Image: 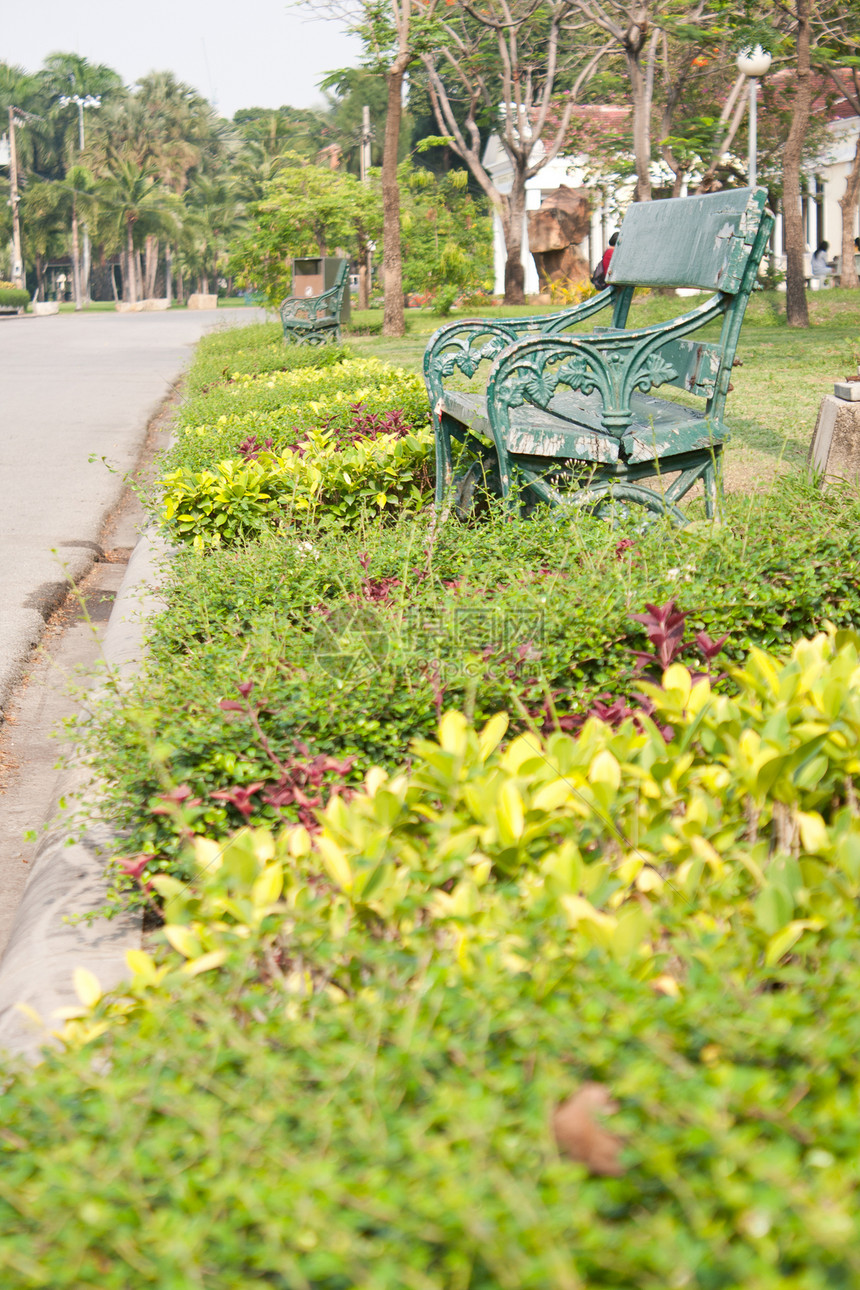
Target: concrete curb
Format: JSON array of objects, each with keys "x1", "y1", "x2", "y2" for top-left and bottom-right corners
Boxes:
[{"x1": 0, "y1": 529, "x2": 170, "y2": 1062}]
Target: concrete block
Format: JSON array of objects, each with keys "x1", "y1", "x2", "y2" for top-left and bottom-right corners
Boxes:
[
  {"x1": 115, "y1": 301, "x2": 144, "y2": 313},
  {"x1": 834, "y1": 381, "x2": 860, "y2": 401},
  {"x1": 810, "y1": 394, "x2": 860, "y2": 489},
  {"x1": 142, "y1": 297, "x2": 170, "y2": 311},
  {"x1": 187, "y1": 293, "x2": 218, "y2": 310},
  {"x1": 31, "y1": 301, "x2": 59, "y2": 316}
]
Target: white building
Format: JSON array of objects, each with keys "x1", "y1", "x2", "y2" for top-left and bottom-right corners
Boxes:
[
  {"x1": 485, "y1": 92, "x2": 860, "y2": 293},
  {"x1": 482, "y1": 123, "x2": 630, "y2": 296}
]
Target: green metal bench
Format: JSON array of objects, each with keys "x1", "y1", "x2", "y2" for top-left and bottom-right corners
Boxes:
[
  {"x1": 279, "y1": 260, "x2": 349, "y2": 346},
  {"x1": 424, "y1": 187, "x2": 774, "y2": 525}
]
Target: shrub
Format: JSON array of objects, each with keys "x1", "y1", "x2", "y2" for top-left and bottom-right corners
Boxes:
[
  {"x1": 138, "y1": 625, "x2": 860, "y2": 979},
  {"x1": 0, "y1": 285, "x2": 29, "y2": 308},
  {"x1": 83, "y1": 476, "x2": 860, "y2": 886},
  {"x1": 435, "y1": 284, "x2": 459, "y2": 316},
  {"x1": 5, "y1": 926, "x2": 860, "y2": 1290},
  {"x1": 161, "y1": 421, "x2": 433, "y2": 545},
  {"x1": 183, "y1": 323, "x2": 349, "y2": 398},
  {"x1": 168, "y1": 357, "x2": 429, "y2": 475},
  {"x1": 9, "y1": 632, "x2": 860, "y2": 1288}
]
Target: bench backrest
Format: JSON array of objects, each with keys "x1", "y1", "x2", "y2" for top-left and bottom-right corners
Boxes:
[
  {"x1": 318, "y1": 260, "x2": 349, "y2": 317},
  {"x1": 607, "y1": 187, "x2": 769, "y2": 293}
]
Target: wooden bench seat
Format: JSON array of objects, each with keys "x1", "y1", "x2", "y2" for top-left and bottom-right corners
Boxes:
[
  {"x1": 425, "y1": 187, "x2": 774, "y2": 525},
  {"x1": 441, "y1": 386, "x2": 718, "y2": 467}
]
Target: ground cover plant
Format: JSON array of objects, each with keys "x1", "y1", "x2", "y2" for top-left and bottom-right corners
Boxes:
[
  {"x1": 161, "y1": 343, "x2": 432, "y2": 541},
  {"x1": 88, "y1": 469, "x2": 860, "y2": 883},
  {"x1": 6, "y1": 631, "x2": 860, "y2": 1287},
  {"x1": 6, "y1": 313, "x2": 860, "y2": 1287}
]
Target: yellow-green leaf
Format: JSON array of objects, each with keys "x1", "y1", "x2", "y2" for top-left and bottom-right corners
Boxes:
[
  {"x1": 73, "y1": 968, "x2": 102, "y2": 1010},
  {"x1": 252, "y1": 864, "x2": 283, "y2": 909},
  {"x1": 181, "y1": 949, "x2": 228, "y2": 977},
  {"x1": 497, "y1": 780, "x2": 525, "y2": 841},
  {"x1": 478, "y1": 712, "x2": 509, "y2": 761},
  {"x1": 163, "y1": 924, "x2": 203, "y2": 959},
  {"x1": 317, "y1": 834, "x2": 353, "y2": 892},
  {"x1": 764, "y1": 918, "x2": 825, "y2": 967}
]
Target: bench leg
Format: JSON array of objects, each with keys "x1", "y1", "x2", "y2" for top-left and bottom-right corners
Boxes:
[
  {"x1": 702, "y1": 450, "x2": 724, "y2": 521},
  {"x1": 433, "y1": 411, "x2": 457, "y2": 508}
]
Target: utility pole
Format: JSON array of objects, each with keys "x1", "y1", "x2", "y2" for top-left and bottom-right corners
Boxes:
[
  {"x1": 8, "y1": 107, "x2": 24, "y2": 290},
  {"x1": 360, "y1": 104, "x2": 372, "y2": 183},
  {"x1": 60, "y1": 91, "x2": 100, "y2": 307}
]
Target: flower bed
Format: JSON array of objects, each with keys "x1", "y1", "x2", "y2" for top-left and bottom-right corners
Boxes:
[{"x1": 6, "y1": 321, "x2": 860, "y2": 1287}]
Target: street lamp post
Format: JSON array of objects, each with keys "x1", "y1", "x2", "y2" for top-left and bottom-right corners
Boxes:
[
  {"x1": 58, "y1": 93, "x2": 100, "y2": 307},
  {"x1": 736, "y1": 45, "x2": 772, "y2": 190}
]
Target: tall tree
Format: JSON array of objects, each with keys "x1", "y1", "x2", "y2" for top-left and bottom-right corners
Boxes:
[
  {"x1": 566, "y1": 0, "x2": 722, "y2": 202},
  {"x1": 181, "y1": 171, "x2": 244, "y2": 294},
  {"x1": 318, "y1": 66, "x2": 412, "y2": 175},
  {"x1": 38, "y1": 55, "x2": 123, "y2": 306},
  {"x1": 421, "y1": 0, "x2": 606, "y2": 304},
  {"x1": 781, "y1": 0, "x2": 814, "y2": 327},
  {"x1": 815, "y1": 0, "x2": 860, "y2": 287},
  {"x1": 829, "y1": 69, "x2": 860, "y2": 289},
  {"x1": 91, "y1": 159, "x2": 177, "y2": 302},
  {"x1": 360, "y1": 0, "x2": 442, "y2": 334},
  {"x1": 230, "y1": 155, "x2": 381, "y2": 304}
]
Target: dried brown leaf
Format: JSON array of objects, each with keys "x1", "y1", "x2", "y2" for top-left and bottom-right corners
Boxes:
[{"x1": 553, "y1": 1082, "x2": 625, "y2": 1176}]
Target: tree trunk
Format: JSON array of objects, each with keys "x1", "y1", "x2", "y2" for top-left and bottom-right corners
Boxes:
[
  {"x1": 838, "y1": 135, "x2": 860, "y2": 289},
  {"x1": 165, "y1": 243, "x2": 173, "y2": 304},
  {"x1": 177, "y1": 267, "x2": 185, "y2": 304},
  {"x1": 82, "y1": 227, "x2": 92, "y2": 305},
  {"x1": 501, "y1": 182, "x2": 527, "y2": 306},
  {"x1": 126, "y1": 221, "x2": 138, "y2": 303},
  {"x1": 782, "y1": 0, "x2": 812, "y2": 328},
  {"x1": 627, "y1": 48, "x2": 652, "y2": 202},
  {"x1": 144, "y1": 235, "x2": 159, "y2": 298},
  {"x1": 35, "y1": 254, "x2": 45, "y2": 302},
  {"x1": 71, "y1": 199, "x2": 82, "y2": 311},
  {"x1": 620, "y1": 21, "x2": 658, "y2": 205},
  {"x1": 382, "y1": 62, "x2": 408, "y2": 337}
]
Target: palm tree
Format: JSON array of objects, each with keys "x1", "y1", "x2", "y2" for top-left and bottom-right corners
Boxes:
[
  {"x1": 92, "y1": 158, "x2": 178, "y2": 303},
  {"x1": 180, "y1": 172, "x2": 245, "y2": 294},
  {"x1": 19, "y1": 179, "x2": 67, "y2": 299},
  {"x1": 37, "y1": 54, "x2": 124, "y2": 304}
]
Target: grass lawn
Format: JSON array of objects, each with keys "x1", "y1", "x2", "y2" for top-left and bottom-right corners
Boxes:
[{"x1": 346, "y1": 288, "x2": 860, "y2": 489}]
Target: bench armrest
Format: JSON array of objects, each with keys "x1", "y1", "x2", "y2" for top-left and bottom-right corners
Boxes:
[
  {"x1": 280, "y1": 280, "x2": 345, "y2": 323},
  {"x1": 485, "y1": 294, "x2": 729, "y2": 441},
  {"x1": 423, "y1": 288, "x2": 616, "y2": 400}
]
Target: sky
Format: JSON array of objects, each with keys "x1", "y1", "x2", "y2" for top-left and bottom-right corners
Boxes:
[{"x1": 6, "y1": 0, "x2": 364, "y2": 117}]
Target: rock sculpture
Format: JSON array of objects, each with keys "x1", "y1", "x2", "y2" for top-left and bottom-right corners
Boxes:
[{"x1": 527, "y1": 185, "x2": 591, "y2": 291}]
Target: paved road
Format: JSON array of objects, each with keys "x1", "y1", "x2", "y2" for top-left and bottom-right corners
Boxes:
[{"x1": 0, "y1": 306, "x2": 265, "y2": 709}]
